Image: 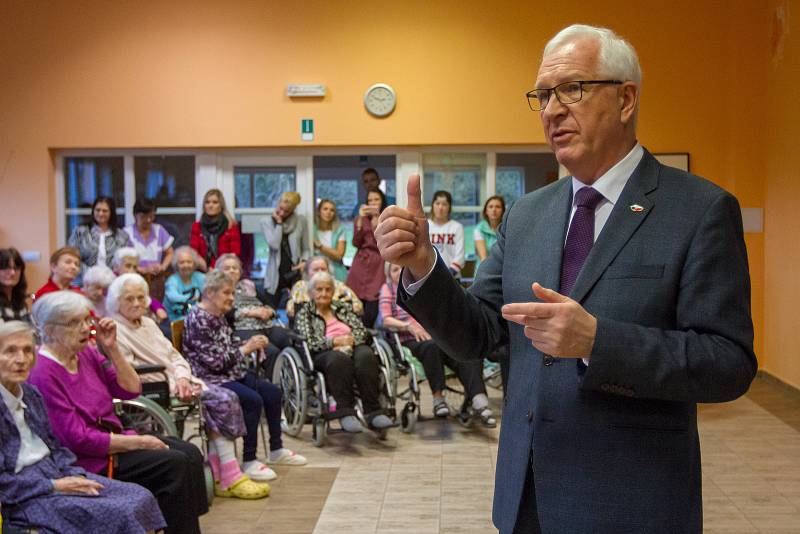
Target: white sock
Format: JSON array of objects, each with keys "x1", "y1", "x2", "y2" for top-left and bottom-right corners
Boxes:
[
  {"x1": 269, "y1": 448, "x2": 285, "y2": 462},
  {"x1": 211, "y1": 437, "x2": 236, "y2": 464},
  {"x1": 206, "y1": 439, "x2": 217, "y2": 456},
  {"x1": 472, "y1": 393, "x2": 489, "y2": 411}
]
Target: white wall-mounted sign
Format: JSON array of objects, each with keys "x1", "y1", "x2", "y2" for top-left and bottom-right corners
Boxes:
[{"x1": 287, "y1": 84, "x2": 326, "y2": 97}]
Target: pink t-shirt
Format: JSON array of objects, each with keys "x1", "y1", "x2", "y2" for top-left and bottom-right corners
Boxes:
[{"x1": 325, "y1": 317, "x2": 352, "y2": 339}]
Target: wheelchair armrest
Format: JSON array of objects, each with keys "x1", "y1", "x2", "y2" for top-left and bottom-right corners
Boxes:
[
  {"x1": 284, "y1": 330, "x2": 307, "y2": 343},
  {"x1": 134, "y1": 364, "x2": 167, "y2": 375}
]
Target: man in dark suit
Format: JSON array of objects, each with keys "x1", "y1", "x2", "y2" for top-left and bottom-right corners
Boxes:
[{"x1": 375, "y1": 24, "x2": 756, "y2": 533}]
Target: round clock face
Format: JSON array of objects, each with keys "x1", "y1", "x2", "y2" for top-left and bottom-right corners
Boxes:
[{"x1": 364, "y1": 83, "x2": 396, "y2": 117}]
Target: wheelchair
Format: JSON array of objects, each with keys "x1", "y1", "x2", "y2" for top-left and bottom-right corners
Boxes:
[{"x1": 271, "y1": 328, "x2": 399, "y2": 447}]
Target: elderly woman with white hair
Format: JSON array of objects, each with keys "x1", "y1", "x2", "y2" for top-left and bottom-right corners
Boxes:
[
  {"x1": 109, "y1": 273, "x2": 268, "y2": 499},
  {"x1": 163, "y1": 246, "x2": 205, "y2": 323},
  {"x1": 0, "y1": 320, "x2": 166, "y2": 533},
  {"x1": 81, "y1": 264, "x2": 116, "y2": 317},
  {"x1": 27, "y1": 291, "x2": 208, "y2": 534},
  {"x1": 183, "y1": 270, "x2": 307, "y2": 482},
  {"x1": 294, "y1": 270, "x2": 393, "y2": 434}
]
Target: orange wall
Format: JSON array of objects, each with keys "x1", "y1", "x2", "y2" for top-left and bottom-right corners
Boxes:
[
  {"x1": 0, "y1": 1, "x2": 773, "y2": 377},
  {"x1": 764, "y1": 0, "x2": 800, "y2": 388}
]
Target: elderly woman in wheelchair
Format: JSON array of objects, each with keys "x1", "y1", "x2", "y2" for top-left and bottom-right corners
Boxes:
[
  {"x1": 294, "y1": 271, "x2": 394, "y2": 434},
  {"x1": 380, "y1": 263, "x2": 496, "y2": 427},
  {"x1": 108, "y1": 273, "x2": 269, "y2": 500},
  {"x1": 26, "y1": 291, "x2": 208, "y2": 534},
  {"x1": 182, "y1": 270, "x2": 307, "y2": 484},
  {"x1": 0, "y1": 320, "x2": 166, "y2": 534}
]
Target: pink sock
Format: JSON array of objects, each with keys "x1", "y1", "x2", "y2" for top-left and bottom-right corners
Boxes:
[
  {"x1": 220, "y1": 459, "x2": 244, "y2": 489},
  {"x1": 208, "y1": 453, "x2": 221, "y2": 482}
]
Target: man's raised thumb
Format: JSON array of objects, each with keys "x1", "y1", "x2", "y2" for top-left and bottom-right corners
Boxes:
[{"x1": 406, "y1": 174, "x2": 425, "y2": 218}]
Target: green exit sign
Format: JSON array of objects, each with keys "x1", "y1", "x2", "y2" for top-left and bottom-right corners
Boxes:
[{"x1": 301, "y1": 119, "x2": 314, "y2": 141}]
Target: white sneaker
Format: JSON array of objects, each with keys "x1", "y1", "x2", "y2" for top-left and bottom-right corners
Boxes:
[
  {"x1": 267, "y1": 448, "x2": 307, "y2": 466},
  {"x1": 242, "y1": 460, "x2": 277, "y2": 481}
]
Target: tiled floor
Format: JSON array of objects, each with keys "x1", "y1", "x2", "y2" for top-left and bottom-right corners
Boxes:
[{"x1": 199, "y1": 375, "x2": 800, "y2": 533}]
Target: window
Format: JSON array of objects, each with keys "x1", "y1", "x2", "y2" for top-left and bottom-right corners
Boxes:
[
  {"x1": 233, "y1": 166, "x2": 297, "y2": 272},
  {"x1": 422, "y1": 153, "x2": 486, "y2": 259},
  {"x1": 496, "y1": 153, "x2": 559, "y2": 206},
  {"x1": 134, "y1": 156, "x2": 197, "y2": 248},
  {"x1": 313, "y1": 155, "x2": 396, "y2": 265},
  {"x1": 234, "y1": 167, "x2": 296, "y2": 209},
  {"x1": 63, "y1": 157, "x2": 125, "y2": 240}
]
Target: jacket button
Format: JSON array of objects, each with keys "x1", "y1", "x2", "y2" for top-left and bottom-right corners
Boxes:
[
  {"x1": 543, "y1": 355, "x2": 555, "y2": 366},
  {"x1": 526, "y1": 409, "x2": 533, "y2": 422}
]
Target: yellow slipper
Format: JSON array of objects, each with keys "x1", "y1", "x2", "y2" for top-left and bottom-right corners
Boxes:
[{"x1": 215, "y1": 476, "x2": 270, "y2": 499}]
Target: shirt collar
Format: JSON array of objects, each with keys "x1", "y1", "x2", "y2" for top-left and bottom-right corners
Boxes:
[
  {"x1": 0, "y1": 382, "x2": 26, "y2": 411},
  {"x1": 570, "y1": 143, "x2": 644, "y2": 206}
]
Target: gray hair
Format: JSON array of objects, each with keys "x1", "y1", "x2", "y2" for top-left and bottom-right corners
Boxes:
[
  {"x1": 172, "y1": 246, "x2": 201, "y2": 271},
  {"x1": 83, "y1": 265, "x2": 116, "y2": 290},
  {"x1": 112, "y1": 247, "x2": 139, "y2": 271},
  {"x1": 307, "y1": 270, "x2": 335, "y2": 297},
  {"x1": 202, "y1": 269, "x2": 234, "y2": 298},
  {"x1": 31, "y1": 291, "x2": 91, "y2": 344},
  {"x1": 544, "y1": 24, "x2": 642, "y2": 86},
  {"x1": 216, "y1": 253, "x2": 241, "y2": 270},
  {"x1": 106, "y1": 273, "x2": 152, "y2": 316},
  {"x1": 305, "y1": 255, "x2": 331, "y2": 278},
  {"x1": 0, "y1": 320, "x2": 35, "y2": 346}
]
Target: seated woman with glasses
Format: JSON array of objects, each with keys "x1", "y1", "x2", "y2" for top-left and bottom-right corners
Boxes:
[
  {"x1": 110, "y1": 273, "x2": 268, "y2": 499},
  {"x1": 0, "y1": 248, "x2": 30, "y2": 324},
  {"x1": 163, "y1": 246, "x2": 206, "y2": 323},
  {"x1": 27, "y1": 291, "x2": 208, "y2": 534},
  {"x1": 0, "y1": 320, "x2": 166, "y2": 534}
]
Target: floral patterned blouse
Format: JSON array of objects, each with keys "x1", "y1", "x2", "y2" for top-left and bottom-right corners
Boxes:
[
  {"x1": 68, "y1": 224, "x2": 131, "y2": 269},
  {"x1": 294, "y1": 300, "x2": 370, "y2": 355},
  {"x1": 182, "y1": 306, "x2": 247, "y2": 385}
]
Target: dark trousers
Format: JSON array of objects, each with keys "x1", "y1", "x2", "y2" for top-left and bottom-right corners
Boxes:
[
  {"x1": 361, "y1": 300, "x2": 379, "y2": 328},
  {"x1": 222, "y1": 371, "x2": 283, "y2": 460},
  {"x1": 109, "y1": 436, "x2": 207, "y2": 534},
  {"x1": 511, "y1": 461, "x2": 542, "y2": 534},
  {"x1": 313, "y1": 344, "x2": 381, "y2": 417},
  {"x1": 404, "y1": 339, "x2": 486, "y2": 399}
]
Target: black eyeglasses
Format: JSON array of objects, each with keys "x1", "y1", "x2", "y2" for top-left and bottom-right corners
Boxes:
[{"x1": 526, "y1": 80, "x2": 623, "y2": 111}]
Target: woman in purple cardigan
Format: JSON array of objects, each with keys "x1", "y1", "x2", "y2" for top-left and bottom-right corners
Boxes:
[
  {"x1": 0, "y1": 320, "x2": 165, "y2": 533},
  {"x1": 27, "y1": 291, "x2": 208, "y2": 534}
]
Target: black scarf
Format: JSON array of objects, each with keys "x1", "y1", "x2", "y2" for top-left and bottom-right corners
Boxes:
[{"x1": 200, "y1": 213, "x2": 227, "y2": 261}]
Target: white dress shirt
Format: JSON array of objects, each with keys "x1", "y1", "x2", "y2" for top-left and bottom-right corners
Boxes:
[{"x1": 0, "y1": 383, "x2": 51, "y2": 473}]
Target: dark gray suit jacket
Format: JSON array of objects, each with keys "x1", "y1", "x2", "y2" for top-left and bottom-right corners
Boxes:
[{"x1": 399, "y1": 150, "x2": 757, "y2": 533}]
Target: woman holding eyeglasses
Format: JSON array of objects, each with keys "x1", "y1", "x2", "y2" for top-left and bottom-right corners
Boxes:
[
  {"x1": 0, "y1": 248, "x2": 30, "y2": 324},
  {"x1": 27, "y1": 290, "x2": 208, "y2": 534}
]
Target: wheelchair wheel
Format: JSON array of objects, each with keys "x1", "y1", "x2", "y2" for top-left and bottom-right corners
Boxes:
[
  {"x1": 204, "y1": 462, "x2": 215, "y2": 505},
  {"x1": 114, "y1": 396, "x2": 179, "y2": 437},
  {"x1": 374, "y1": 338, "x2": 398, "y2": 399},
  {"x1": 272, "y1": 347, "x2": 308, "y2": 437},
  {"x1": 312, "y1": 417, "x2": 326, "y2": 447},
  {"x1": 400, "y1": 402, "x2": 418, "y2": 434}
]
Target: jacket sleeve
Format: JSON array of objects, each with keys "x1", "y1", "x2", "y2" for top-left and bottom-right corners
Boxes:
[
  {"x1": 164, "y1": 275, "x2": 188, "y2": 304},
  {"x1": 261, "y1": 216, "x2": 283, "y2": 250},
  {"x1": 183, "y1": 315, "x2": 239, "y2": 374},
  {"x1": 0, "y1": 449, "x2": 55, "y2": 505},
  {"x1": 224, "y1": 223, "x2": 242, "y2": 257},
  {"x1": 298, "y1": 216, "x2": 310, "y2": 261},
  {"x1": 343, "y1": 304, "x2": 370, "y2": 346},
  {"x1": 189, "y1": 222, "x2": 205, "y2": 260},
  {"x1": 352, "y1": 217, "x2": 367, "y2": 247}
]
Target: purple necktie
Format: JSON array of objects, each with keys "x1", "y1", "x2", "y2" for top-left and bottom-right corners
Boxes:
[{"x1": 560, "y1": 187, "x2": 605, "y2": 295}]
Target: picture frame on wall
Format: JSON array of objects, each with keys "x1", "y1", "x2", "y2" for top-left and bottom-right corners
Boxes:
[{"x1": 654, "y1": 152, "x2": 690, "y2": 172}]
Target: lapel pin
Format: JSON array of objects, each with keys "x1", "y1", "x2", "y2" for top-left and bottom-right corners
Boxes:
[{"x1": 630, "y1": 204, "x2": 645, "y2": 213}]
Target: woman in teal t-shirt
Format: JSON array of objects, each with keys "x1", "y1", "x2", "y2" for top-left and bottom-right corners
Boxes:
[
  {"x1": 473, "y1": 196, "x2": 506, "y2": 268},
  {"x1": 313, "y1": 199, "x2": 348, "y2": 281}
]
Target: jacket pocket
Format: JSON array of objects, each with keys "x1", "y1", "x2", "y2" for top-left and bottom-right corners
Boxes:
[{"x1": 604, "y1": 263, "x2": 665, "y2": 279}]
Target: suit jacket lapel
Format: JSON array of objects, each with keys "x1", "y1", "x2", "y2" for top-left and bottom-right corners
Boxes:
[{"x1": 569, "y1": 150, "x2": 660, "y2": 303}]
